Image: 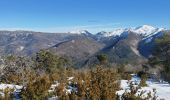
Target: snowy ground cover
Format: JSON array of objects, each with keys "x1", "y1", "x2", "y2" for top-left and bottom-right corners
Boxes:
[
  {"x1": 1, "y1": 75, "x2": 169, "y2": 100},
  {"x1": 48, "y1": 77, "x2": 77, "y2": 100},
  {"x1": 0, "y1": 83, "x2": 23, "y2": 98},
  {"x1": 116, "y1": 74, "x2": 170, "y2": 100}
]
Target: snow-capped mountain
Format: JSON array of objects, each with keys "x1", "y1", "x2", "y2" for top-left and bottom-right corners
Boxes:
[
  {"x1": 95, "y1": 25, "x2": 165, "y2": 38},
  {"x1": 68, "y1": 30, "x2": 92, "y2": 36},
  {"x1": 93, "y1": 25, "x2": 168, "y2": 60},
  {"x1": 132, "y1": 25, "x2": 157, "y2": 36},
  {"x1": 67, "y1": 25, "x2": 165, "y2": 40},
  {"x1": 96, "y1": 29, "x2": 127, "y2": 37},
  {"x1": 131, "y1": 25, "x2": 164, "y2": 37}
]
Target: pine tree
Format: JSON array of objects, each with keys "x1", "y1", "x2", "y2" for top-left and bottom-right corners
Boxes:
[{"x1": 149, "y1": 34, "x2": 170, "y2": 82}]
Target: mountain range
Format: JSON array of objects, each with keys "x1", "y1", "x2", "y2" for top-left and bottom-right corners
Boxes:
[{"x1": 0, "y1": 25, "x2": 169, "y2": 67}]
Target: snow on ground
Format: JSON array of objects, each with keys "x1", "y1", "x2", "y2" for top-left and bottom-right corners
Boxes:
[
  {"x1": 48, "y1": 76, "x2": 77, "y2": 95},
  {"x1": 67, "y1": 77, "x2": 74, "y2": 81},
  {"x1": 48, "y1": 81, "x2": 60, "y2": 93},
  {"x1": 0, "y1": 83, "x2": 23, "y2": 97},
  {"x1": 147, "y1": 81, "x2": 170, "y2": 100},
  {"x1": 116, "y1": 75, "x2": 170, "y2": 100},
  {"x1": 48, "y1": 96, "x2": 58, "y2": 100},
  {"x1": 0, "y1": 84, "x2": 22, "y2": 90}
]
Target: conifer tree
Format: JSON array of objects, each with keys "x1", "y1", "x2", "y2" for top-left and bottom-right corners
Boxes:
[{"x1": 149, "y1": 34, "x2": 170, "y2": 82}]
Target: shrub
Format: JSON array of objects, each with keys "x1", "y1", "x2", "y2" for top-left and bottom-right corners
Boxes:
[
  {"x1": 139, "y1": 74, "x2": 147, "y2": 87},
  {"x1": 21, "y1": 73, "x2": 52, "y2": 99}
]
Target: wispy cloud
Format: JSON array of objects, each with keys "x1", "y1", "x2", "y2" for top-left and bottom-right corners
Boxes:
[
  {"x1": 0, "y1": 22, "x2": 122, "y2": 33},
  {"x1": 42, "y1": 22, "x2": 121, "y2": 33}
]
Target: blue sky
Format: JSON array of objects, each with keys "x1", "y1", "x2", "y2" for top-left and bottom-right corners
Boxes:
[{"x1": 0, "y1": 0, "x2": 170, "y2": 33}]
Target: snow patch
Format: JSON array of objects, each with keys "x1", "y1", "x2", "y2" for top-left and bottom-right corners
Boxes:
[
  {"x1": 116, "y1": 75, "x2": 170, "y2": 100},
  {"x1": 0, "y1": 83, "x2": 23, "y2": 97},
  {"x1": 17, "y1": 46, "x2": 24, "y2": 51},
  {"x1": 132, "y1": 25, "x2": 157, "y2": 36},
  {"x1": 68, "y1": 30, "x2": 91, "y2": 35},
  {"x1": 97, "y1": 29, "x2": 127, "y2": 37}
]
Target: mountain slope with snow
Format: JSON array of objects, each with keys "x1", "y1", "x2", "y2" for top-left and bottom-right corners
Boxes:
[
  {"x1": 132, "y1": 25, "x2": 158, "y2": 36},
  {"x1": 68, "y1": 30, "x2": 91, "y2": 35},
  {"x1": 96, "y1": 29, "x2": 128, "y2": 37},
  {"x1": 95, "y1": 25, "x2": 165, "y2": 38},
  {"x1": 0, "y1": 25, "x2": 168, "y2": 67}
]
